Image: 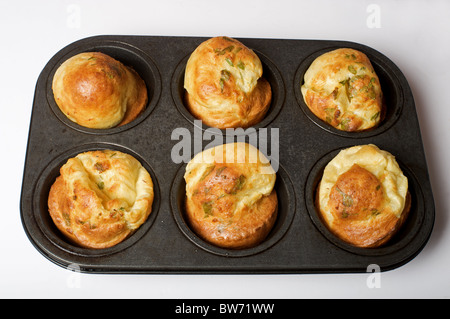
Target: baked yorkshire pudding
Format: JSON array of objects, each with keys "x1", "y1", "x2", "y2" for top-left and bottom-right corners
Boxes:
[
  {"x1": 316, "y1": 144, "x2": 410, "y2": 248},
  {"x1": 48, "y1": 150, "x2": 154, "y2": 249},
  {"x1": 184, "y1": 36, "x2": 272, "y2": 129},
  {"x1": 52, "y1": 52, "x2": 147, "y2": 129},
  {"x1": 184, "y1": 143, "x2": 277, "y2": 249},
  {"x1": 301, "y1": 48, "x2": 384, "y2": 132}
]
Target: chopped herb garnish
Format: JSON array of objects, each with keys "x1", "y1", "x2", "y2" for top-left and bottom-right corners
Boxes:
[
  {"x1": 63, "y1": 212, "x2": 71, "y2": 226},
  {"x1": 371, "y1": 208, "x2": 381, "y2": 216},
  {"x1": 217, "y1": 193, "x2": 227, "y2": 200},
  {"x1": 336, "y1": 186, "x2": 353, "y2": 207},
  {"x1": 215, "y1": 45, "x2": 235, "y2": 55},
  {"x1": 200, "y1": 165, "x2": 215, "y2": 181},
  {"x1": 370, "y1": 111, "x2": 380, "y2": 121},
  {"x1": 348, "y1": 65, "x2": 357, "y2": 74},
  {"x1": 97, "y1": 181, "x2": 105, "y2": 190},
  {"x1": 219, "y1": 69, "x2": 232, "y2": 92},
  {"x1": 225, "y1": 58, "x2": 234, "y2": 67},
  {"x1": 340, "y1": 78, "x2": 353, "y2": 101},
  {"x1": 237, "y1": 61, "x2": 245, "y2": 70},
  {"x1": 221, "y1": 69, "x2": 231, "y2": 80},
  {"x1": 215, "y1": 166, "x2": 226, "y2": 176},
  {"x1": 230, "y1": 175, "x2": 246, "y2": 194},
  {"x1": 222, "y1": 36, "x2": 235, "y2": 42},
  {"x1": 203, "y1": 202, "x2": 213, "y2": 218}
]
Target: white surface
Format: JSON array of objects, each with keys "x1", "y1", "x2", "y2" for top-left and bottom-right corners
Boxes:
[{"x1": 1, "y1": 0, "x2": 449, "y2": 299}]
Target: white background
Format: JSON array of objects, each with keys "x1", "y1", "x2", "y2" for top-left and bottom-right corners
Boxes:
[{"x1": 1, "y1": 0, "x2": 449, "y2": 299}]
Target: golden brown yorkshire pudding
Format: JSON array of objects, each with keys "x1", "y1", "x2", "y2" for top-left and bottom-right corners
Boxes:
[
  {"x1": 184, "y1": 36, "x2": 272, "y2": 129},
  {"x1": 301, "y1": 48, "x2": 384, "y2": 132},
  {"x1": 316, "y1": 144, "x2": 410, "y2": 248},
  {"x1": 48, "y1": 150, "x2": 154, "y2": 249},
  {"x1": 52, "y1": 52, "x2": 147, "y2": 129},
  {"x1": 184, "y1": 143, "x2": 277, "y2": 249}
]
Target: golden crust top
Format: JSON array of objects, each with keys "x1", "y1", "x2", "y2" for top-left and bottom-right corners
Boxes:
[
  {"x1": 52, "y1": 52, "x2": 147, "y2": 129},
  {"x1": 48, "y1": 150, "x2": 154, "y2": 249},
  {"x1": 184, "y1": 143, "x2": 277, "y2": 249},
  {"x1": 184, "y1": 36, "x2": 271, "y2": 129},
  {"x1": 317, "y1": 144, "x2": 409, "y2": 248},
  {"x1": 301, "y1": 48, "x2": 383, "y2": 131}
]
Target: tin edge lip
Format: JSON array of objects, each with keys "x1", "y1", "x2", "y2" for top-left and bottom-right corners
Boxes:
[
  {"x1": 21, "y1": 35, "x2": 434, "y2": 273},
  {"x1": 31, "y1": 142, "x2": 161, "y2": 258}
]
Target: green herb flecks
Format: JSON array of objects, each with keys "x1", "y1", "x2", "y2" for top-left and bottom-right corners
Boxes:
[
  {"x1": 202, "y1": 202, "x2": 213, "y2": 218},
  {"x1": 215, "y1": 166, "x2": 227, "y2": 177},
  {"x1": 225, "y1": 58, "x2": 234, "y2": 67},
  {"x1": 200, "y1": 165, "x2": 216, "y2": 181},
  {"x1": 222, "y1": 36, "x2": 235, "y2": 42},
  {"x1": 370, "y1": 111, "x2": 380, "y2": 121},
  {"x1": 340, "y1": 78, "x2": 352, "y2": 102},
  {"x1": 219, "y1": 69, "x2": 232, "y2": 92},
  {"x1": 215, "y1": 45, "x2": 235, "y2": 56},
  {"x1": 348, "y1": 65, "x2": 357, "y2": 75},
  {"x1": 371, "y1": 208, "x2": 381, "y2": 217},
  {"x1": 339, "y1": 118, "x2": 350, "y2": 131},
  {"x1": 236, "y1": 61, "x2": 245, "y2": 70},
  {"x1": 230, "y1": 175, "x2": 246, "y2": 194},
  {"x1": 63, "y1": 212, "x2": 71, "y2": 226},
  {"x1": 97, "y1": 181, "x2": 105, "y2": 190},
  {"x1": 336, "y1": 187, "x2": 353, "y2": 207}
]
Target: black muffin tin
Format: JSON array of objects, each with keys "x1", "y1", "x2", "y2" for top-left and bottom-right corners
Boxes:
[{"x1": 20, "y1": 35, "x2": 435, "y2": 273}]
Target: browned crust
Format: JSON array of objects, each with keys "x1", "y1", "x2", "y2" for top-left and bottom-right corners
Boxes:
[
  {"x1": 185, "y1": 189, "x2": 278, "y2": 249},
  {"x1": 315, "y1": 180, "x2": 411, "y2": 248}
]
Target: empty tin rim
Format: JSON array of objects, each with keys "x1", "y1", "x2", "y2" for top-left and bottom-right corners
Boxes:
[
  {"x1": 171, "y1": 49, "x2": 285, "y2": 136},
  {"x1": 46, "y1": 39, "x2": 161, "y2": 135},
  {"x1": 170, "y1": 162, "x2": 296, "y2": 257},
  {"x1": 294, "y1": 45, "x2": 404, "y2": 138},
  {"x1": 304, "y1": 145, "x2": 425, "y2": 257},
  {"x1": 32, "y1": 142, "x2": 161, "y2": 257}
]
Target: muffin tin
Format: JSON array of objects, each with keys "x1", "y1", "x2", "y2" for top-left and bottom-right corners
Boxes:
[{"x1": 20, "y1": 35, "x2": 435, "y2": 273}]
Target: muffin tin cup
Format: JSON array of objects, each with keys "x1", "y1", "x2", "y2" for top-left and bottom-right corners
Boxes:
[
  {"x1": 32, "y1": 142, "x2": 161, "y2": 258},
  {"x1": 170, "y1": 162, "x2": 295, "y2": 258},
  {"x1": 294, "y1": 45, "x2": 404, "y2": 138},
  {"x1": 45, "y1": 39, "x2": 162, "y2": 135},
  {"x1": 305, "y1": 146, "x2": 425, "y2": 257},
  {"x1": 171, "y1": 50, "x2": 285, "y2": 136},
  {"x1": 20, "y1": 35, "x2": 435, "y2": 274}
]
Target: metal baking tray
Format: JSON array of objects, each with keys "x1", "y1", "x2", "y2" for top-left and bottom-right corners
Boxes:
[{"x1": 20, "y1": 35, "x2": 435, "y2": 274}]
